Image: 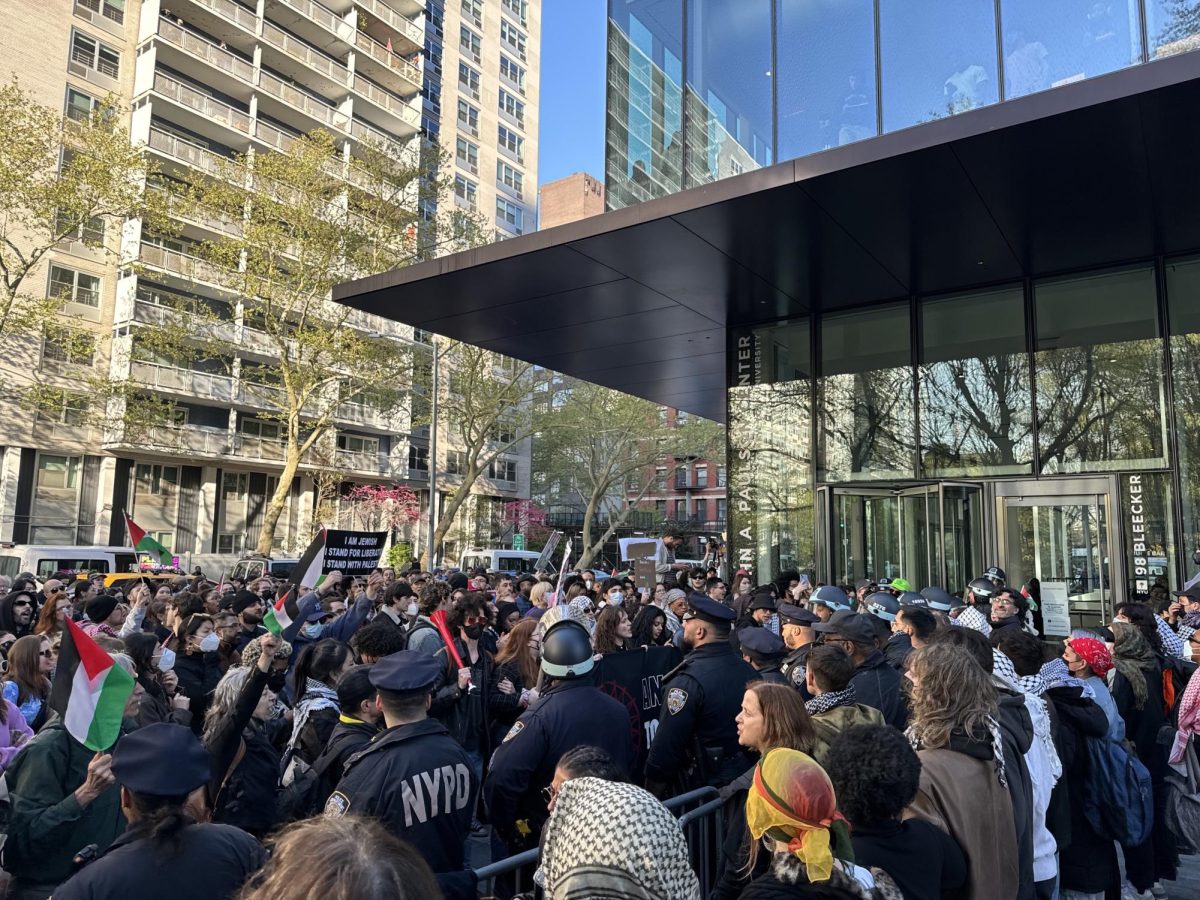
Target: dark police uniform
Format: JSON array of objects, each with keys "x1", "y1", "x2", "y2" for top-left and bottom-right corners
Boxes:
[
  {"x1": 53, "y1": 722, "x2": 265, "y2": 900},
  {"x1": 777, "y1": 602, "x2": 819, "y2": 693},
  {"x1": 738, "y1": 627, "x2": 788, "y2": 685},
  {"x1": 324, "y1": 651, "x2": 477, "y2": 900},
  {"x1": 644, "y1": 595, "x2": 759, "y2": 796},
  {"x1": 484, "y1": 677, "x2": 634, "y2": 844}
]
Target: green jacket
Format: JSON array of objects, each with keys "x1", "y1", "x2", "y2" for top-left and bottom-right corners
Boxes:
[
  {"x1": 809, "y1": 703, "x2": 885, "y2": 766},
  {"x1": 2, "y1": 717, "x2": 125, "y2": 887}
]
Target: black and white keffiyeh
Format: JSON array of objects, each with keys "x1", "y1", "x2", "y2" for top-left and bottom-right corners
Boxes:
[{"x1": 806, "y1": 685, "x2": 857, "y2": 717}]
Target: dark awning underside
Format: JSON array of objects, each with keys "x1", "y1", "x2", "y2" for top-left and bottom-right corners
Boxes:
[{"x1": 335, "y1": 51, "x2": 1200, "y2": 423}]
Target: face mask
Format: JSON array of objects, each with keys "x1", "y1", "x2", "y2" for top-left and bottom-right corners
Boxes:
[
  {"x1": 584, "y1": 579, "x2": 593, "y2": 588},
  {"x1": 303, "y1": 623, "x2": 325, "y2": 638},
  {"x1": 266, "y1": 670, "x2": 288, "y2": 692},
  {"x1": 1185, "y1": 641, "x2": 1195, "y2": 662},
  {"x1": 463, "y1": 623, "x2": 484, "y2": 640},
  {"x1": 158, "y1": 647, "x2": 176, "y2": 672},
  {"x1": 610, "y1": 592, "x2": 624, "y2": 605},
  {"x1": 406, "y1": 601, "x2": 419, "y2": 618},
  {"x1": 198, "y1": 632, "x2": 220, "y2": 653}
]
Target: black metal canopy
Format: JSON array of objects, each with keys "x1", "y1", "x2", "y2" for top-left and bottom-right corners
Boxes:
[{"x1": 334, "y1": 51, "x2": 1200, "y2": 424}]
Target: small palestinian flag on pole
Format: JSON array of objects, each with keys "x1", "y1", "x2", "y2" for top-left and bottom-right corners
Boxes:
[
  {"x1": 49, "y1": 618, "x2": 136, "y2": 751},
  {"x1": 264, "y1": 527, "x2": 326, "y2": 636},
  {"x1": 123, "y1": 512, "x2": 173, "y2": 566}
]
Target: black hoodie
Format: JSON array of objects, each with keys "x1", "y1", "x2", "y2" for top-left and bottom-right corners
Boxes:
[{"x1": 0, "y1": 591, "x2": 36, "y2": 639}]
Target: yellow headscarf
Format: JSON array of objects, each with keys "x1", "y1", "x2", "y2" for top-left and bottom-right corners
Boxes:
[{"x1": 744, "y1": 748, "x2": 847, "y2": 883}]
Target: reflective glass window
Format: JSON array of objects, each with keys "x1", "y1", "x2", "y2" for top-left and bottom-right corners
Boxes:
[
  {"x1": 1146, "y1": 0, "x2": 1200, "y2": 58},
  {"x1": 920, "y1": 287, "x2": 1033, "y2": 476},
  {"x1": 684, "y1": 0, "x2": 774, "y2": 188},
  {"x1": 1002, "y1": 1, "x2": 1142, "y2": 99},
  {"x1": 818, "y1": 304, "x2": 915, "y2": 481},
  {"x1": 1166, "y1": 257, "x2": 1200, "y2": 555},
  {"x1": 776, "y1": 0, "x2": 877, "y2": 159},
  {"x1": 879, "y1": 0, "x2": 999, "y2": 132},
  {"x1": 1034, "y1": 267, "x2": 1167, "y2": 473}
]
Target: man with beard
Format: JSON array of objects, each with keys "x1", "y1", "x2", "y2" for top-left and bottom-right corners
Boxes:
[
  {"x1": 0, "y1": 589, "x2": 36, "y2": 638},
  {"x1": 231, "y1": 590, "x2": 267, "y2": 654},
  {"x1": 644, "y1": 594, "x2": 759, "y2": 797}
]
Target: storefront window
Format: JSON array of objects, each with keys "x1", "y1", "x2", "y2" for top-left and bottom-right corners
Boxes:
[
  {"x1": 1145, "y1": 0, "x2": 1200, "y2": 59},
  {"x1": 919, "y1": 287, "x2": 1033, "y2": 476},
  {"x1": 1034, "y1": 267, "x2": 1168, "y2": 473},
  {"x1": 775, "y1": 0, "x2": 877, "y2": 159},
  {"x1": 727, "y1": 321, "x2": 814, "y2": 580},
  {"x1": 818, "y1": 304, "x2": 915, "y2": 482},
  {"x1": 1001, "y1": 1, "x2": 1143, "y2": 99},
  {"x1": 1166, "y1": 256, "x2": 1200, "y2": 558},
  {"x1": 879, "y1": 0, "x2": 999, "y2": 132}
]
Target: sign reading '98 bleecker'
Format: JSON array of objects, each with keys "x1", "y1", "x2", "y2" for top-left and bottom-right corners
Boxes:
[{"x1": 1122, "y1": 472, "x2": 1173, "y2": 594}]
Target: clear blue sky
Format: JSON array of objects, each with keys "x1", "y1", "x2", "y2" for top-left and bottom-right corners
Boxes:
[{"x1": 537, "y1": 0, "x2": 607, "y2": 188}]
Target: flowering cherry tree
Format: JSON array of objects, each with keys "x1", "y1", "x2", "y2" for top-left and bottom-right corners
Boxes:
[
  {"x1": 502, "y1": 500, "x2": 550, "y2": 546},
  {"x1": 346, "y1": 485, "x2": 421, "y2": 533}
]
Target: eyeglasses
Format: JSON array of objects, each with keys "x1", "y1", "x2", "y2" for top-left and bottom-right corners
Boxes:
[
  {"x1": 463, "y1": 615, "x2": 486, "y2": 625},
  {"x1": 542, "y1": 783, "x2": 560, "y2": 804}
]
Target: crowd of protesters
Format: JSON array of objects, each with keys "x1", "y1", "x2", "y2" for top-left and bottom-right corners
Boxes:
[{"x1": 0, "y1": 537, "x2": 1194, "y2": 900}]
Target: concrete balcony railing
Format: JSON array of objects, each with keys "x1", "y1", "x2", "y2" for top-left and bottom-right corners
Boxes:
[
  {"x1": 139, "y1": 242, "x2": 233, "y2": 289},
  {"x1": 254, "y1": 119, "x2": 299, "y2": 153},
  {"x1": 257, "y1": 71, "x2": 349, "y2": 132},
  {"x1": 353, "y1": 31, "x2": 420, "y2": 90},
  {"x1": 355, "y1": 0, "x2": 423, "y2": 50},
  {"x1": 129, "y1": 360, "x2": 235, "y2": 401},
  {"x1": 260, "y1": 21, "x2": 350, "y2": 85},
  {"x1": 129, "y1": 297, "x2": 241, "y2": 344},
  {"x1": 188, "y1": 0, "x2": 258, "y2": 34},
  {"x1": 334, "y1": 449, "x2": 396, "y2": 477},
  {"x1": 276, "y1": 0, "x2": 354, "y2": 42},
  {"x1": 351, "y1": 76, "x2": 419, "y2": 129},
  {"x1": 156, "y1": 17, "x2": 255, "y2": 85},
  {"x1": 147, "y1": 127, "x2": 229, "y2": 177},
  {"x1": 350, "y1": 116, "x2": 414, "y2": 156},
  {"x1": 152, "y1": 72, "x2": 252, "y2": 134}
]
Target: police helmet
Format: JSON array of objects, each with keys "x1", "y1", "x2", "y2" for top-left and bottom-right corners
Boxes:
[
  {"x1": 920, "y1": 586, "x2": 956, "y2": 611},
  {"x1": 864, "y1": 591, "x2": 900, "y2": 622},
  {"x1": 982, "y1": 566, "x2": 1007, "y2": 587},
  {"x1": 897, "y1": 591, "x2": 928, "y2": 608},
  {"x1": 540, "y1": 619, "x2": 594, "y2": 679},
  {"x1": 967, "y1": 577, "x2": 997, "y2": 603}
]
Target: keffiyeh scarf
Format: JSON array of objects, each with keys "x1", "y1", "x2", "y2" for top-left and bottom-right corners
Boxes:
[
  {"x1": 284, "y1": 678, "x2": 339, "y2": 764},
  {"x1": 954, "y1": 605, "x2": 992, "y2": 636},
  {"x1": 805, "y1": 685, "x2": 857, "y2": 717}
]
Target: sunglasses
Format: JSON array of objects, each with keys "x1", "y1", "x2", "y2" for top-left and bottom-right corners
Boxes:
[
  {"x1": 463, "y1": 615, "x2": 486, "y2": 625},
  {"x1": 39, "y1": 649, "x2": 54, "y2": 658},
  {"x1": 0, "y1": 642, "x2": 14, "y2": 652},
  {"x1": 13, "y1": 601, "x2": 31, "y2": 608}
]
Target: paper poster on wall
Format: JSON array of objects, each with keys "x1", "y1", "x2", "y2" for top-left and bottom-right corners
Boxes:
[{"x1": 1040, "y1": 581, "x2": 1071, "y2": 636}]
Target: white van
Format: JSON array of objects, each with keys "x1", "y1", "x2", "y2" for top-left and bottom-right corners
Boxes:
[
  {"x1": 231, "y1": 556, "x2": 300, "y2": 583},
  {"x1": 0, "y1": 545, "x2": 141, "y2": 582},
  {"x1": 458, "y1": 549, "x2": 551, "y2": 577}
]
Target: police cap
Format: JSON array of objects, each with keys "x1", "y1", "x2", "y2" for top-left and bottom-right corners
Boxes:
[
  {"x1": 920, "y1": 586, "x2": 956, "y2": 611},
  {"x1": 738, "y1": 627, "x2": 787, "y2": 662},
  {"x1": 685, "y1": 593, "x2": 736, "y2": 625},
  {"x1": 112, "y1": 723, "x2": 210, "y2": 796},
  {"x1": 777, "y1": 602, "x2": 818, "y2": 626},
  {"x1": 369, "y1": 650, "x2": 443, "y2": 697},
  {"x1": 810, "y1": 585, "x2": 850, "y2": 611}
]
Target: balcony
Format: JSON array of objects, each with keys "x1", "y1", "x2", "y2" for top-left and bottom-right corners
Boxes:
[
  {"x1": 257, "y1": 70, "x2": 349, "y2": 134},
  {"x1": 233, "y1": 432, "x2": 288, "y2": 462},
  {"x1": 545, "y1": 510, "x2": 662, "y2": 531},
  {"x1": 139, "y1": 242, "x2": 234, "y2": 293},
  {"x1": 128, "y1": 296, "x2": 241, "y2": 345},
  {"x1": 146, "y1": 127, "x2": 230, "y2": 178},
  {"x1": 353, "y1": 31, "x2": 420, "y2": 97},
  {"x1": 172, "y1": 0, "x2": 259, "y2": 53},
  {"x1": 354, "y1": 0, "x2": 422, "y2": 54},
  {"x1": 150, "y1": 185, "x2": 242, "y2": 239},
  {"x1": 334, "y1": 449, "x2": 398, "y2": 477},
  {"x1": 268, "y1": 0, "x2": 354, "y2": 51},
  {"x1": 152, "y1": 17, "x2": 256, "y2": 99},
  {"x1": 259, "y1": 20, "x2": 351, "y2": 95},
  {"x1": 254, "y1": 119, "x2": 299, "y2": 153},
  {"x1": 350, "y1": 75, "x2": 421, "y2": 136},
  {"x1": 112, "y1": 423, "x2": 233, "y2": 457},
  {"x1": 148, "y1": 72, "x2": 252, "y2": 146},
  {"x1": 335, "y1": 401, "x2": 397, "y2": 430},
  {"x1": 129, "y1": 360, "x2": 235, "y2": 402}
]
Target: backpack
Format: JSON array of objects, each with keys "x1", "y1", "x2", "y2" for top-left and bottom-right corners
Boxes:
[
  {"x1": 1165, "y1": 734, "x2": 1200, "y2": 853},
  {"x1": 274, "y1": 729, "x2": 357, "y2": 823},
  {"x1": 1083, "y1": 734, "x2": 1153, "y2": 847}
]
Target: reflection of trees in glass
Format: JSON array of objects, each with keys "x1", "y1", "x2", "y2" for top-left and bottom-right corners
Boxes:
[
  {"x1": 1155, "y1": 1, "x2": 1200, "y2": 56},
  {"x1": 1171, "y1": 335, "x2": 1200, "y2": 546},
  {"x1": 819, "y1": 368, "x2": 914, "y2": 480},
  {"x1": 1036, "y1": 340, "x2": 1166, "y2": 471},
  {"x1": 920, "y1": 354, "x2": 1032, "y2": 474}
]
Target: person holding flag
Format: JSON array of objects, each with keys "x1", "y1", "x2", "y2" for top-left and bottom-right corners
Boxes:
[{"x1": 2, "y1": 618, "x2": 141, "y2": 900}]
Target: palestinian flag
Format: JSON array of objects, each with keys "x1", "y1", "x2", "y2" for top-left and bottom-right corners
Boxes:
[
  {"x1": 263, "y1": 527, "x2": 325, "y2": 635},
  {"x1": 123, "y1": 512, "x2": 172, "y2": 566},
  {"x1": 49, "y1": 618, "x2": 136, "y2": 751}
]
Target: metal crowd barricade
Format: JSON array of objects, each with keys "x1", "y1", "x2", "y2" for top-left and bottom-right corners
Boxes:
[{"x1": 472, "y1": 786, "x2": 727, "y2": 899}]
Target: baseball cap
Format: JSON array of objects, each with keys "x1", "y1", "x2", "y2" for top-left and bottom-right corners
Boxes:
[{"x1": 813, "y1": 613, "x2": 876, "y2": 646}]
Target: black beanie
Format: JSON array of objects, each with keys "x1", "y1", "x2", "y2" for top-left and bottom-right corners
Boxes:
[{"x1": 86, "y1": 593, "x2": 119, "y2": 623}]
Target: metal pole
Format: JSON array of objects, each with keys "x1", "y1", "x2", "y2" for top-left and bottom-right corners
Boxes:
[{"x1": 427, "y1": 337, "x2": 439, "y2": 569}]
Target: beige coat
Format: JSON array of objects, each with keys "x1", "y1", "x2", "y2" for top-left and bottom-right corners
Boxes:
[{"x1": 903, "y1": 747, "x2": 1019, "y2": 900}]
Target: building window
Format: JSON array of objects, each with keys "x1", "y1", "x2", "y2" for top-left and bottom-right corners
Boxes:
[
  {"x1": 48, "y1": 265, "x2": 100, "y2": 307},
  {"x1": 459, "y1": 24, "x2": 481, "y2": 64},
  {"x1": 240, "y1": 418, "x2": 280, "y2": 440},
  {"x1": 490, "y1": 421, "x2": 516, "y2": 444},
  {"x1": 460, "y1": 0, "x2": 483, "y2": 29},
  {"x1": 76, "y1": 0, "x2": 125, "y2": 24},
  {"x1": 135, "y1": 464, "x2": 179, "y2": 495},
  {"x1": 501, "y1": 0, "x2": 527, "y2": 26},
  {"x1": 496, "y1": 161, "x2": 523, "y2": 198},
  {"x1": 65, "y1": 86, "x2": 98, "y2": 122},
  {"x1": 674, "y1": 499, "x2": 687, "y2": 519},
  {"x1": 498, "y1": 89, "x2": 525, "y2": 127},
  {"x1": 495, "y1": 197, "x2": 523, "y2": 234},
  {"x1": 337, "y1": 434, "x2": 380, "y2": 455},
  {"x1": 656, "y1": 499, "x2": 667, "y2": 515},
  {"x1": 489, "y1": 458, "x2": 517, "y2": 482},
  {"x1": 696, "y1": 465, "x2": 708, "y2": 488},
  {"x1": 717, "y1": 466, "x2": 727, "y2": 487},
  {"x1": 655, "y1": 466, "x2": 667, "y2": 490},
  {"x1": 446, "y1": 450, "x2": 466, "y2": 475},
  {"x1": 454, "y1": 174, "x2": 477, "y2": 208},
  {"x1": 42, "y1": 326, "x2": 95, "y2": 366},
  {"x1": 717, "y1": 498, "x2": 727, "y2": 522},
  {"x1": 500, "y1": 55, "x2": 526, "y2": 94},
  {"x1": 409, "y1": 445, "x2": 429, "y2": 471},
  {"x1": 456, "y1": 97, "x2": 479, "y2": 136},
  {"x1": 70, "y1": 31, "x2": 120, "y2": 79},
  {"x1": 455, "y1": 136, "x2": 479, "y2": 174},
  {"x1": 148, "y1": 531, "x2": 174, "y2": 553},
  {"x1": 499, "y1": 19, "x2": 526, "y2": 62},
  {"x1": 498, "y1": 125, "x2": 524, "y2": 161},
  {"x1": 695, "y1": 499, "x2": 708, "y2": 522},
  {"x1": 217, "y1": 533, "x2": 244, "y2": 554},
  {"x1": 38, "y1": 455, "x2": 81, "y2": 490},
  {"x1": 457, "y1": 61, "x2": 481, "y2": 100}
]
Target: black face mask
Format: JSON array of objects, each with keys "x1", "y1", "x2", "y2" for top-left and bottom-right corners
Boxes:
[
  {"x1": 463, "y1": 623, "x2": 484, "y2": 640},
  {"x1": 266, "y1": 671, "x2": 288, "y2": 692}
]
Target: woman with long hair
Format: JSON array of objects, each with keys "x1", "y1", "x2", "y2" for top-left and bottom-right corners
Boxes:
[
  {"x1": 903, "y1": 643, "x2": 1018, "y2": 900},
  {"x1": 711, "y1": 683, "x2": 818, "y2": 899},
  {"x1": 592, "y1": 605, "x2": 633, "y2": 655},
  {"x1": 125, "y1": 631, "x2": 193, "y2": 728},
  {"x1": 286, "y1": 639, "x2": 353, "y2": 767},
  {"x1": 173, "y1": 613, "x2": 222, "y2": 734},
  {"x1": 491, "y1": 617, "x2": 541, "y2": 745},
  {"x1": 3, "y1": 635, "x2": 53, "y2": 730},
  {"x1": 631, "y1": 605, "x2": 668, "y2": 648},
  {"x1": 33, "y1": 586, "x2": 71, "y2": 639}
]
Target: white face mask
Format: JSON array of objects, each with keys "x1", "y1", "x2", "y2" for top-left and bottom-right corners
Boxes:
[
  {"x1": 198, "y1": 632, "x2": 220, "y2": 653},
  {"x1": 406, "y1": 601, "x2": 419, "y2": 618},
  {"x1": 157, "y1": 647, "x2": 176, "y2": 672},
  {"x1": 1185, "y1": 640, "x2": 1195, "y2": 662},
  {"x1": 610, "y1": 592, "x2": 624, "y2": 605}
]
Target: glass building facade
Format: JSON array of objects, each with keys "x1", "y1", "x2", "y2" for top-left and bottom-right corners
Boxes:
[{"x1": 609, "y1": 0, "x2": 1200, "y2": 630}]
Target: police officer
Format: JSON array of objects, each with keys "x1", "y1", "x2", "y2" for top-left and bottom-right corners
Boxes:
[
  {"x1": 809, "y1": 584, "x2": 851, "y2": 622},
  {"x1": 326, "y1": 651, "x2": 477, "y2": 900},
  {"x1": 54, "y1": 723, "x2": 266, "y2": 900},
  {"x1": 737, "y1": 627, "x2": 788, "y2": 683},
  {"x1": 865, "y1": 591, "x2": 910, "y2": 671},
  {"x1": 956, "y1": 577, "x2": 998, "y2": 635},
  {"x1": 981, "y1": 565, "x2": 1007, "y2": 588},
  {"x1": 483, "y1": 618, "x2": 633, "y2": 848},
  {"x1": 644, "y1": 594, "x2": 759, "y2": 797},
  {"x1": 778, "y1": 602, "x2": 819, "y2": 693},
  {"x1": 920, "y1": 586, "x2": 957, "y2": 614}
]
